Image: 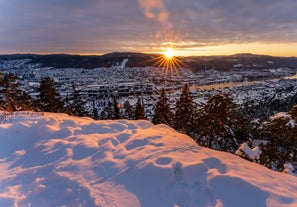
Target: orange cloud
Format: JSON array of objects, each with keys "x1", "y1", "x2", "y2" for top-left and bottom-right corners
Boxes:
[{"x1": 138, "y1": 0, "x2": 169, "y2": 23}]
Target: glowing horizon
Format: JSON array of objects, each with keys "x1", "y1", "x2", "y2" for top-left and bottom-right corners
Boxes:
[
  {"x1": 2, "y1": 41, "x2": 296, "y2": 58},
  {"x1": 146, "y1": 42, "x2": 297, "y2": 57}
]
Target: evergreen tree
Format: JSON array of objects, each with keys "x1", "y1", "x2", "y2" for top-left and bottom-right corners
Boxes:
[
  {"x1": 68, "y1": 82, "x2": 86, "y2": 116},
  {"x1": 195, "y1": 93, "x2": 237, "y2": 151},
  {"x1": 0, "y1": 72, "x2": 4, "y2": 109},
  {"x1": 38, "y1": 77, "x2": 64, "y2": 112},
  {"x1": 19, "y1": 93, "x2": 35, "y2": 111},
  {"x1": 0, "y1": 73, "x2": 17, "y2": 111},
  {"x1": 91, "y1": 100, "x2": 99, "y2": 120},
  {"x1": 261, "y1": 112, "x2": 297, "y2": 171},
  {"x1": 134, "y1": 98, "x2": 145, "y2": 120},
  {"x1": 113, "y1": 96, "x2": 122, "y2": 119},
  {"x1": 231, "y1": 106, "x2": 253, "y2": 144},
  {"x1": 100, "y1": 101, "x2": 113, "y2": 120},
  {"x1": 249, "y1": 118, "x2": 263, "y2": 144},
  {"x1": 99, "y1": 97, "x2": 122, "y2": 120},
  {"x1": 174, "y1": 84, "x2": 196, "y2": 134},
  {"x1": 152, "y1": 88, "x2": 172, "y2": 126},
  {"x1": 289, "y1": 104, "x2": 297, "y2": 119},
  {"x1": 0, "y1": 73, "x2": 34, "y2": 111},
  {"x1": 123, "y1": 100, "x2": 133, "y2": 119}
]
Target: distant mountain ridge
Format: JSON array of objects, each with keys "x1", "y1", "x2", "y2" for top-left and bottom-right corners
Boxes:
[{"x1": 0, "y1": 52, "x2": 296, "y2": 71}]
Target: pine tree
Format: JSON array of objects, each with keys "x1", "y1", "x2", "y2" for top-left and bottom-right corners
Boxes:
[
  {"x1": 195, "y1": 93, "x2": 237, "y2": 151},
  {"x1": 38, "y1": 77, "x2": 64, "y2": 112},
  {"x1": 100, "y1": 101, "x2": 113, "y2": 120},
  {"x1": 0, "y1": 72, "x2": 4, "y2": 110},
  {"x1": 288, "y1": 104, "x2": 297, "y2": 162},
  {"x1": 231, "y1": 106, "x2": 253, "y2": 145},
  {"x1": 91, "y1": 100, "x2": 99, "y2": 120},
  {"x1": 289, "y1": 104, "x2": 297, "y2": 119},
  {"x1": 99, "y1": 97, "x2": 122, "y2": 120},
  {"x1": 261, "y1": 112, "x2": 297, "y2": 171},
  {"x1": 0, "y1": 73, "x2": 34, "y2": 111},
  {"x1": 174, "y1": 84, "x2": 196, "y2": 134},
  {"x1": 134, "y1": 98, "x2": 145, "y2": 120},
  {"x1": 68, "y1": 82, "x2": 86, "y2": 116},
  {"x1": 123, "y1": 100, "x2": 133, "y2": 119},
  {"x1": 152, "y1": 88, "x2": 172, "y2": 126},
  {"x1": 113, "y1": 96, "x2": 122, "y2": 119},
  {"x1": 0, "y1": 73, "x2": 18, "y2": 111}
]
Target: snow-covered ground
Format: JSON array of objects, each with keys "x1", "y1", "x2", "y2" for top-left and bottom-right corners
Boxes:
[{"x1": 0, "y1": 112, "x2": 297, "y2": 207}]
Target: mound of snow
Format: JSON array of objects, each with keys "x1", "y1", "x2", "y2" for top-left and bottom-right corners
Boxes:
[
  {"x1": 236, "y1": 143, "x2": 261, "y2": 161},
  {"x1": 1, "y1": 112, "x2": 297, "y2": 207}
]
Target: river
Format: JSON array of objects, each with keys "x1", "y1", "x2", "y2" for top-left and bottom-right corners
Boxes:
[{"x1": 190, "y1": 73, "x2": 297, "y2": 91}]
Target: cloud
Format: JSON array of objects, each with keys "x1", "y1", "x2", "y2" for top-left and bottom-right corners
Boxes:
[
  {"x1": 0, "y1": 0, "x2": 296, "y2": 55},
  {"x1": 167, "y1": 0, "x2": 297, "y2": 44},
  {"x1": 138, "y1": 0, "x2": 169, "y2": 23}
]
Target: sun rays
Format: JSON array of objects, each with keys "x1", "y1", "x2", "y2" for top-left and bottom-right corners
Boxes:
[
  {"x1": 141, "y1": 47, "x2": 190, "y2": 87},
  {"x1": 163, "y1": 48, "x2": 175, "y2": 59}
]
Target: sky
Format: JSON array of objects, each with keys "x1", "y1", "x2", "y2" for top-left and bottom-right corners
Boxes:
[{"x1": 0, "y1": 0, "x2": 297, "y2": 56}]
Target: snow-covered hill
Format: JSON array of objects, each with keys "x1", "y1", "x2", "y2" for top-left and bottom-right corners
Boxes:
[{"x1": 0, "y1": 112, "x2": 297, "y2": 207}]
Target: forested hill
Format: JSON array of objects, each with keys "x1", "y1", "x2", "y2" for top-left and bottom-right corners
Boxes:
[
  {"x1": 1, "y1": 53, "x2": 297, "y2": 71},
  {"x1": 0, "y1": 53, "x2": 159, "y2": 69}
]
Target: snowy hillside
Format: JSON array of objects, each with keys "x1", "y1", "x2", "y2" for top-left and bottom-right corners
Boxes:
[{"x1": 1, "y1": 112, "x2": 297, "y2": 207}]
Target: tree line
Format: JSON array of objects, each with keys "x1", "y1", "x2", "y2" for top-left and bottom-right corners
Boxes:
[
  {"x1": 0, "y1": 73, "x2": 145, "y2": 120},
  {"x1": 153, "y1": 84, "x2": 297, "y2": 173},
  {"x1": 1, "y1": 73, "x2": 297, "y2": 172}
]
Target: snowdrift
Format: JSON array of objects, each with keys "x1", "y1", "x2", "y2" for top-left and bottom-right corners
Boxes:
[{"x1": 0, "y1": 112, "x2": 297, "y2": 207}]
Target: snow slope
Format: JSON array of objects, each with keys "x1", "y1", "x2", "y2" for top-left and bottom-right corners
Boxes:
[{"x1": 0, "y1": 112, "x2": 297, "y2": 207}]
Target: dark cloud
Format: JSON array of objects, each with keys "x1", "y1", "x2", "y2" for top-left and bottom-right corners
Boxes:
[
  {"x1": 166, "y1": 0, "x2": 297, "y2": 44},
  {"x1": 0, "y1": 0, "x2": 296, "y2": 54}
]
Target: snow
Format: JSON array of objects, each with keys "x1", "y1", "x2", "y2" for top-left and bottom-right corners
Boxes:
[
  {"x1": 233, "y1": 63, "x2": 243, "y2": 68},
  {"x1": 286, "y1": 119, "x2": 296, "y2": 128},
  {"x1": 1, "y1": 112, "x2": 297, "y2": 207},
  {"x1": 268, "y1": 112, "x2": 296, "y2": 127},
  {"x1": 283, "y1": 163, "x2": 295, "y2": 175},
  {"x1": 252, "y1": 139, "x2": 269, "y2": 147},
  {"x1": 120, "y1": 58, "x2": 129, "y2": 69},
  {"x1": 270, "y1": 112, "x2": 291, "y2": 120},
  {"x1": 236, "y1": 143, "x2": 261, "y2": 161}
]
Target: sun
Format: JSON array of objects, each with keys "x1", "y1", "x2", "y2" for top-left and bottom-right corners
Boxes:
[
  {"x1": 164, "y1": 48, "x2": 175, "y2": 59},
  {"x1": 143, "y1": 45, "x2": 190, "y2": 86}
]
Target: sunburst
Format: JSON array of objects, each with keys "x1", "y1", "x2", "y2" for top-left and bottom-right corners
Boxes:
[
  {"x1": 143, "y1": 47, "x2": 189, "y2": 86},
  {"x1": 164, "y1": 48, "x2": 175, "y2": 59}
]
